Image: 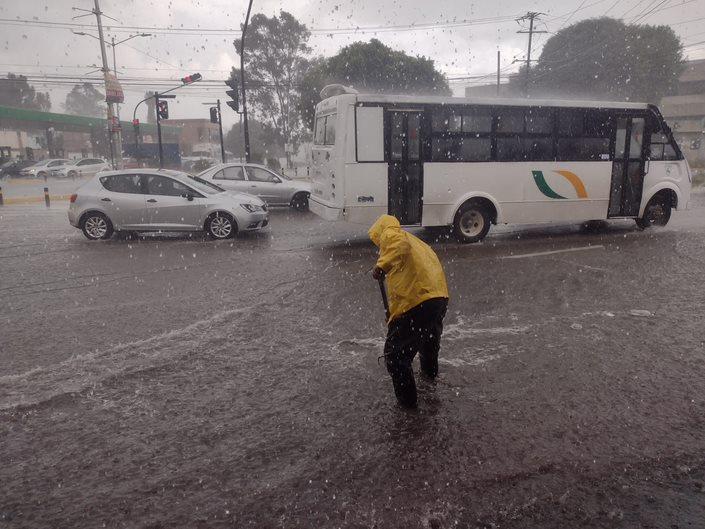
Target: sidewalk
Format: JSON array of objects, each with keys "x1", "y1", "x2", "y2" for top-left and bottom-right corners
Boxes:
[{"x1": 0, "y1": 176, "x2": 90, "y2": 205}]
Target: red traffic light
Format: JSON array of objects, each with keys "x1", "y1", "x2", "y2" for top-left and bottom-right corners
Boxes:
[
  {"x1": 157, "y1": 100, "x2": 169, "y2": 120},
  {"x1": 132, "y1": 118, "x2": 140, "y2": 126},
  {"x1": 181, "y1": 73, "x2": 202, "y2": 85}
]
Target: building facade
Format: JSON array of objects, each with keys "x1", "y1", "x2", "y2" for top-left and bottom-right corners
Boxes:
[
  {"x1": 161, "y1": 118, "x2": 220, "y2": 158},
  {"x1": 0, "y1": 105, "x2": 180, "y2": 163},
  {"x1": 660, "y1": 59, "x2": 705, "y2": 167}
]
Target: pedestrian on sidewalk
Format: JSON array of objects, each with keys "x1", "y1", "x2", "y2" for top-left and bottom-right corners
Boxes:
[{"x1": 368, "y1": 214, "x2": 449, "y2": 408}]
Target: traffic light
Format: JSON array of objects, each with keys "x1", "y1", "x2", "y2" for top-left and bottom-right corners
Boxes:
[
  {"x1": 181, "y1": 73, "x2": 202, "y2": 85},
  {"x1": 225, "y1": 79, "x2": 239, "y2": 112},
  {"x1": 157, "y1": 100, "x2": 169, "y2": 120},
  {"x1": 209, "y1": 106, "x2": 219, "y2": 124}
]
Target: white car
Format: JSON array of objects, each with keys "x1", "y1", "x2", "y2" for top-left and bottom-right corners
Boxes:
[
  {"x1": 68, "y1": 169, "x2": 268, "y2": 240},
  {"x1": 19, "y1": 158, "x2": 71, "y2": 179},
  {"x1": 51, "y1": 158, "x2": 110, "y2": 179},
  {"x1": 198, "y1": 163, "x2": 310, "y2": 210}
]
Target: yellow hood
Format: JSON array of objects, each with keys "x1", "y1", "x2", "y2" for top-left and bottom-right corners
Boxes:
[{"x1": 368, "y1": 214, "x2": 400, "y2": 247}]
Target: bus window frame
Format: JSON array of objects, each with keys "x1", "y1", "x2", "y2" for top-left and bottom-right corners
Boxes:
[
  {"x1": 314, "y1": 112, "x2": 338, "y2": 147},
  {"x1": 353, "y1": 101, "x2": 678, "y2": 165}
]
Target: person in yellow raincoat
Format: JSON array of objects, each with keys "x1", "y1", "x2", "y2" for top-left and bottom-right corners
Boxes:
[{"x1": 368, "y1": 214, "x2": 449, "y2": 408}]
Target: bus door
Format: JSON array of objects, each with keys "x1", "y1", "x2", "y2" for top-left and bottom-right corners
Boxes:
[
  {"x1": 608, "y1": 116, "x2": 646, "y2": 217},
  {"x1": 387, "y1": 111, "x2": 423, "y2": 225}
]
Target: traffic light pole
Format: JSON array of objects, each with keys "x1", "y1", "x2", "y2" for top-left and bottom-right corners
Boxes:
[
  {"x1": 132, "y1": 76, "x2": 199, "y2": 169},
  {"x1": 156, "y1": 94, "x2": 164, "y2": 169},
  {"x1": 217, "y1": 99, "x2": 225, "y2": 163}
]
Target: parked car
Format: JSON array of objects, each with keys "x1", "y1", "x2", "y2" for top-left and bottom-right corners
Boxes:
[
  {"x1": 68, "y1": 168, "x2": 268, "y2": 240},
  {"x1": 198, "y1": 163, "x2": 310, "y2": 210},
  {"x1": 0, "y1": 159, "x2": 36, "y2": 179},
  {"x1": 18, "y1": 158, "x2": 71, "y2": 179},
  {"x1": 51, "y1": 158, "x2": 110, "y2": 179}
]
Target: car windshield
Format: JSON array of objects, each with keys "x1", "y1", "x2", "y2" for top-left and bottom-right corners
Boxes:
[{"x1": 184, "y1": 174, "x2": 224, "y2": 195}]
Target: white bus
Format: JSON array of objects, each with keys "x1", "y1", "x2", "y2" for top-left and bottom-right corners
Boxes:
[{"x1": 309, "y1": 85, "x2": 691, "y2": 243}]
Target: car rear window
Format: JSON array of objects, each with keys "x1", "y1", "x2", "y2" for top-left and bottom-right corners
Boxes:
[{"x1": 100, "y1": 174, "x2": 143, "y2": 194}]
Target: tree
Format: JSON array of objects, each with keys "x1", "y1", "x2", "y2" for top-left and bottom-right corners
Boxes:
[
  {"x1": 0, "y1": 73, "x2": 51, "y2": 111},
  {"x1": 225, "y1": 118, "x2": 283, "y2": 163},
  {"x1": 298, "y1": 39, "x2": 451, "y2": 129},
  {"x1": 232, "y1": 11, "x2": 312, "y2": 163},
  {"x1": 513, "y1": 18, "x2": 684, "y2": 102},
  {"x1": 64, "y1": 83, "x2": 106, "y2": 117}
]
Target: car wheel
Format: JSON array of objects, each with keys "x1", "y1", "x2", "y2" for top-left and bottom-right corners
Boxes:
[
  {"x1": 68, "y1": 170, "x2": 77, "y2": 179},
  {"x1": 636, "y1": 195, "x2": 672, "y2": 229},
  {"x1": 81, "y1": 212, "x2": 114, "y2": 240},
  {"x1": 290, "y1": 192, "x2": 309, "y2": 212},
  {"x1": 206, "y1": 212, "x2": 236, "y2": 239},
  {"x1": 37, "y1": 171, "x2": 47, "y2": 179},
  {"x1": 452, "y1": 201, "x2": 492, "y2": 243}
]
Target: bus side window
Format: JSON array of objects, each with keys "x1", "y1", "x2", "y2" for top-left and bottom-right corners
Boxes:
[
  {"x1": 557, "y1": 108, "x2": 612, "y2": 161},
  {"x1": 496, "y1": 108, "x2": 524, "y2": 134},
  {"x1": 324, "y1": 114, "x2": 337, "y2": 145},
  {"x1": 356, "y1": 107, "x2": 384, "y2": 162},
  {"x1": 649, "y1": 131, "x2": 679, "y2": 161},
  {"x1": 314, "y1": 117, "x2": 326, "y2": 145}
]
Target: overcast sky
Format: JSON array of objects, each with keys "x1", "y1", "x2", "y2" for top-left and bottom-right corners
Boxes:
[{"x1": 1, "y1": 0, "x2": 704, "y2": 130}]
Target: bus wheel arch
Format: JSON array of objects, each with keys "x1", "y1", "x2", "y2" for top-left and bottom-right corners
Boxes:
[
  {"x1": 636, "y1": 189, "x2": 675, "y2": 229},
  {"x1": 452, "y1": 198, "x2": 496, "y2": 243}
]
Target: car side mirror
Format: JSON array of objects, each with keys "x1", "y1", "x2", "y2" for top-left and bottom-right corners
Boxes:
[
  {"x1": 182, "y1": 193, "x2": 194, "y2": 201},
  {"x1": 273, "y1": 177, "x2": 281, "y2": 183}
]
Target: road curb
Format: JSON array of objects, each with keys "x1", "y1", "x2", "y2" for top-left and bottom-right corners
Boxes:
[{"x1": 2, "y1": 195, "x2": 71, "y2": 205}]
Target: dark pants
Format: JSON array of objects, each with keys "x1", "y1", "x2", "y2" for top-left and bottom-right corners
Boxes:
[{"x1": 384, "y1": 297, "x2": 448, "y2": 408}]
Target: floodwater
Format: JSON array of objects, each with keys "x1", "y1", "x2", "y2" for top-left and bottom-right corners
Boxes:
[{"x1": 2, "y1": 193, "x2": 705, "y2": 527}]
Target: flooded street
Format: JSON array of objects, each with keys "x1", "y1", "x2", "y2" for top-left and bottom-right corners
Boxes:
[{"x1": 2, "y1": 193, "x2": 705, "y2": 528}]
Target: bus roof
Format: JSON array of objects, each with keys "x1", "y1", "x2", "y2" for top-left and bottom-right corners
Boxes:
[{"x1": 350, "y1": 93, "x2": 651, "y2": 110}]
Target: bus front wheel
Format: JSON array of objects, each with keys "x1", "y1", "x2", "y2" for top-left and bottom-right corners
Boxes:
[
  {"x1": 453, "y1": 201, "x2": 492, "y2": 243},
  {"x1": 636, "y1": 194, "x2": 672, "y2": 229}
]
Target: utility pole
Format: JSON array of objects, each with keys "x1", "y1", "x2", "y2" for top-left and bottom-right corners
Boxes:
[
  {"x1": 240, "y1": 0, "x2": 254, "y2": 163},
  {"x1": 516, "y1": 12, "x2": 547, "y2": 98},
  {"x1": 111, "y1": 36, "x2": 118, "y2": 120},
  {"x1": 92, "y1": 0, "x2": 122, "y2": 169},
  {"x1": 497, "y1": 50, "x2": 501, "y2": 96}
]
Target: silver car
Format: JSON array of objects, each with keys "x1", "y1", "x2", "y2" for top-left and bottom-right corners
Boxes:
[
  {"x1": 68, "y1": 169, "x2": 268, "y2": 240},
  {"x1": 52, "y1": 158, "x2": 110, "y2": 179},
  {"x1": 19, "y1": 158, "x2": 71, "y2": 179},
  {"x1": 198, "y1": 163, "x2": 310, "y2": 210}
]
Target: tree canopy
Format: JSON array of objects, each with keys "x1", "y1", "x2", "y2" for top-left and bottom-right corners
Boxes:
[
  {"x1": 298, "y1": 39, "x2": 451, "y2": 129},
  {"x1": 0, "y1": 74, "x2": 51, "y2": 111},
  {"x1": 225, "y1": 118, "x2": 283, "y2": 165},
  {"x1": 64, "y1": 83, "x2": 106, "y2": 117},
  {"x1": 232, "y1": 11, "x2": 311, "y2": 159},
  {"x1": 513, "y1": 17, "x2": 684, "y2": 102}
]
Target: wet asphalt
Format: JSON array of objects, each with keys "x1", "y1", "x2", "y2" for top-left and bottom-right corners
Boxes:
[{"x1": 1, "y1": 192, "x2": 705, "y2": 528}]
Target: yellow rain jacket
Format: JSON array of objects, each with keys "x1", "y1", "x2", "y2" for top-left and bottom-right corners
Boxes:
[{"x1": 369, "y1": 215, "x2": 449, "y2": 323}]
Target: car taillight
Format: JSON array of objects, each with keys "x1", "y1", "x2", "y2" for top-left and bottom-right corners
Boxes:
[{"x1": 69, "y1": 194, "x2": 77, "y2": 203}]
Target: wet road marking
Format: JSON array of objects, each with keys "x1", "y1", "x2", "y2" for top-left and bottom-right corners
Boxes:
[{"x1": 502, "y1": 245, "x2": 604, "y2": 260}]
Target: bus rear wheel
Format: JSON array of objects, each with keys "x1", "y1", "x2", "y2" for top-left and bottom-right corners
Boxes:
[
  {"x1": 636, "y1": 194, "x2": 672, "y2": 229},
  {"x1": 453, "y1": 201, "x2": 492, "y2": 243}
]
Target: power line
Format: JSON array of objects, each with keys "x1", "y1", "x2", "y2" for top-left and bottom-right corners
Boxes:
[{"x1": 0, "y1": 15, "x2": 521, "y2": 37}]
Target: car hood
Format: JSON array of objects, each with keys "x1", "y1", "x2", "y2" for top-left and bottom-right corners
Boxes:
[{"x1": 217, "y1": 190, "x2": 265, "y2": 205}]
